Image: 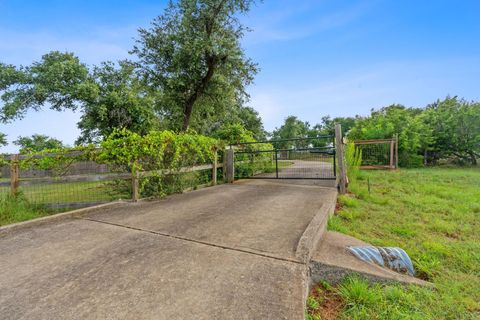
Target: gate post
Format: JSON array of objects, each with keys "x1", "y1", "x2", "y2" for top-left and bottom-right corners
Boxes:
[
  {"x1": 335, "y1": 124, "x2": 347, "y2": 194},
  {"x1": 212, "y1": 148, "x2": 218, "y2": 186},
  {"x1": 10, "y1": 154, "x2": 20, "y2": 196},
  {"x1": 395, "y1": 133, "x2": 399, "y2": 169},
  {"x1": 226, "y1": 147, "x2": 235, "y2": 183},
  {"x1": 274, "y1": 148, "x2": 279, "y2": 179}
]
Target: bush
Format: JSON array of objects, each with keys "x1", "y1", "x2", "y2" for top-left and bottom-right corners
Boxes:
[{"x1": 99, "y1": 129, "x2": 218, "y2": 198}]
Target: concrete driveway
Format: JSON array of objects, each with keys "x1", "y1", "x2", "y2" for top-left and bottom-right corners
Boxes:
[{"x1": 0, "y1": 179, "x2": 337, "y2": 320}]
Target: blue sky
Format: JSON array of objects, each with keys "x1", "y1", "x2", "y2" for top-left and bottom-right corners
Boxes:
[{"x1": 1, "y1": 0, "x2": 479, "y2": 152}]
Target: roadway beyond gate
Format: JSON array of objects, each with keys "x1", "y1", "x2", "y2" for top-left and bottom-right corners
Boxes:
[
  {"x1": 233, "y1": 136, "x2": 336, "y2": 181},
  {"x1": 0, "y1": 179, "x2": 337, "y2": 320}
]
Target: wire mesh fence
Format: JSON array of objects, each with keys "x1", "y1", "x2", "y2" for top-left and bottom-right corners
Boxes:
[
  {"x1": 1, "y1": 149, "x2": 225, "y2": 212},
  {"x1": 354, "y1": 138, "x2": 398, "y2": 169},
  {"x1": 0, "y1": 165, "x2": 9, "y2": 201},
  {"x1": 1, "y1": 154, "x2": 130, "y2": 211}
]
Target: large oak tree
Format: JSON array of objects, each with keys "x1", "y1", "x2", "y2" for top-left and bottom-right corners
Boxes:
[{"x1": 131, "y1": 0, "x2": 259, "y2": 131}]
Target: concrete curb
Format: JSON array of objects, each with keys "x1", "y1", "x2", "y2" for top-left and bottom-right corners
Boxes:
[
  {"x1": 295, "y1": 191, "x2": 337, "y2": 263},
  {"x1": 0, "y1": 200, "x2": 129, "y2": 236},
  {"x1": 309, "y1": 260, "x2": 432, "y2": 287},
  {"x1": 295, "y1": 203, "x2": 330, "y2": 263}
]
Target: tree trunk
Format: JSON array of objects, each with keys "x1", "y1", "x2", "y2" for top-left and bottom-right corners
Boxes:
[
  {"x1": 182, "y1": 97, "x2": 196, "y2": 131},
  {"x1": 469, "y1": 151, "x2": 477, "y2": 165},
  {"x1": 181, "y1": 56, "x2": 218, "y2": 131}
]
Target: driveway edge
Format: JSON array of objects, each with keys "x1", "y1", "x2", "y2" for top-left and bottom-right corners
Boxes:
[
  {"x1": 0, "y1": 200, "x2": 129, "y2": 236},
  {"x1": 295, "y1": 191, "x2": 337, "y2": 263}
]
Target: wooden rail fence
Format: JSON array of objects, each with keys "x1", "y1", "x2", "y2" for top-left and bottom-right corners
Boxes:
[{"x1": 1, "y1": 150, "x2": 224, "y2": 209}]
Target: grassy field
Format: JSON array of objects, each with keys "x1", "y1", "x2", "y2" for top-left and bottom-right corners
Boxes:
[{"x1": 307, "y1": 167, "x2": 480, "y2": 319}]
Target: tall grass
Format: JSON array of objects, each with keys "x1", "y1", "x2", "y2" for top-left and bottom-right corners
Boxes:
[
  {"x1": 345, "y1": 142, "x2": 362, "y2": 182},
  {"x1": 0, "y1": 193, "x2": 48, "y2": 226}
]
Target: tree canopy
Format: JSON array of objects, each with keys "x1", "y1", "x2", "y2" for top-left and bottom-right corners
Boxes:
[
  {"x1": 348, "y1": 98, "x2": 480, "y2": 166},
  {"x1": 0, "y1": 0, "x2": 262, "y2": 145},
  {"x1": 131, "y1": 0, "x2": 258, "y2": 131},
  {"x1": 76, "y1": 61, "x2": 159, "y2": 144},
  {"x1": 424, "y1": 97, "x2": 480, "y2": 165},
  {"x1": 13, "y1": 134, "x2": 65, "y2": 153},
  {"x1": 0, "y1": 133, "x2": 6, "y2": 147},
  {"x1": 0, "y1": 52, "x2": 91, "y2": 122}
]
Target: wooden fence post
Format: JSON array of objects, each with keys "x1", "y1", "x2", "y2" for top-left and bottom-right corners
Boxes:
[
  {"x1": 335, "y1": 124, "x2": 347, "y2": 194},
  {"x1": 395, "y1": 133, "x2": 399, "y2": 169},
  {"x1": 10, "y1": 154, "x2": 20, "y2": 196},
  {"x1": 212, "y1": 148, "x2": 218, "y2": 186},
  {"x1": 132, "y1": 168, "x2": 140, "y2": 202},
  {"x1": 226, "y1": 147, "x2": 234, "y2": 183},
  {"x1": 390, "y1": 138, "x2": 395, "y2": 169}
]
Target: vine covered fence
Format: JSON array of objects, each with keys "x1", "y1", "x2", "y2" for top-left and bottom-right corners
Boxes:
[
  {"x1": 0, "y1": 151, "x2": 224, "y2": 210},
  {"x1": 0, "y1": 130, "x2": 225, "y2": 211}
]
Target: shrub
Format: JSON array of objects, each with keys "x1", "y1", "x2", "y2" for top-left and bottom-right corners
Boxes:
[{"x1": 99, "y1": 129, "x2": 218, "y2": 198}]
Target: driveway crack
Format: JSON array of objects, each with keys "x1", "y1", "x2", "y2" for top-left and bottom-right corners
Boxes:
[{"x1": 82, "y1": 217, "x2": 304, "y2": 265}]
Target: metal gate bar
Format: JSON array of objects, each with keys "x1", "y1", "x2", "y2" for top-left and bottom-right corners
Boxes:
[{"x1": 233, "y1": 136, "x2": 336, "y2": 180}]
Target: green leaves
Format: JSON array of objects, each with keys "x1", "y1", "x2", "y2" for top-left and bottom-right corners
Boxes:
[
  {"x1": 348, "y1": 105, "x2": 431, "y2": 167},
  {"x1": 132, "y1": 0, "x2": 259, "y2": 131},
  {"x1": 424, "y1": 97, "x2": 480, "y2": 165},
  {"x1": 0, "y1": 132, "x2": 6, "y2": 147},
  {"x1": 76, "y1": 60, "x2": 159, "y2": 144},
  {"x1": 0, "y1": 52, "x2": 91, "y2": 122},
  {"x1": 99, "y1": 128, "x2": 218, "y2": 173},
  {"x1": 0, "y1": 1, "x2": 264, "y2": 143},
  {"x1": 13, "y1": 134, "x2": 65, "y2": 154}
]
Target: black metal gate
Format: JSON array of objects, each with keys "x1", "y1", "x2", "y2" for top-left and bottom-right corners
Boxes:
[{"x1": 233, "y1": 136, "x2": 336, "y2": 180}]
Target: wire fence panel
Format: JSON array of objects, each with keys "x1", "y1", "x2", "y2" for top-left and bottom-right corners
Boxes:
[
  {"x1": 0, "y1": 163, "x2": 10, "y2": 200},
  {"x1": 1, "y1": 148, "x2": 224, "y2": 212},
  {"x1": 354, "y1": 139, "x2": 397, "y2": 169},
  {"x1": 16, "y1": 157, "x2": 130, "y2": 210}
]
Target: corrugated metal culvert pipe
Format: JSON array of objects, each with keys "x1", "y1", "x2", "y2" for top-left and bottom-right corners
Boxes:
[{"x1": 347, "y1": 246, "x2": 415, "y2": 276}]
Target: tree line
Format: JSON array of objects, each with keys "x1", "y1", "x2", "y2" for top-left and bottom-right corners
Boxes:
[{"x1": 271, "y1": 97, "x2": 480, "y2": 166}]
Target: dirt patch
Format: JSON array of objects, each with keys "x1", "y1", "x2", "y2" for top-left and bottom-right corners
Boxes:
[
  {"x1": 334, "y1": 201, "x2": 343, "y2": 213},
  {"x1": 414, "y1": 270, "x2": 432, "y2": 282},
  {"x1": 308, "y1": 283, "x2": 344, "y2": 320}
]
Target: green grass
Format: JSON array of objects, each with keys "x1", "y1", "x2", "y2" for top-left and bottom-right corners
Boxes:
[
  {"x1": 0, "y1": 180, "x2": 129, "y2": 205},
  {"x1": 0, "y1": 171, "x2": 210, "y2": 225},
  {"x1": 0, "y1": 193, "x2": 50, "y2": 226},
  {"x1": 309, "y1": 167, "x2": 480, "y2": 319}
]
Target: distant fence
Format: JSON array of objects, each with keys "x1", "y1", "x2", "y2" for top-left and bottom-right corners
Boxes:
[
  {"x1": 0, "y1": 150, "x2": 224, "y2": 210},
  {"x1": 354, "y1": 137, "x2": 398, "y2": 169}
]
